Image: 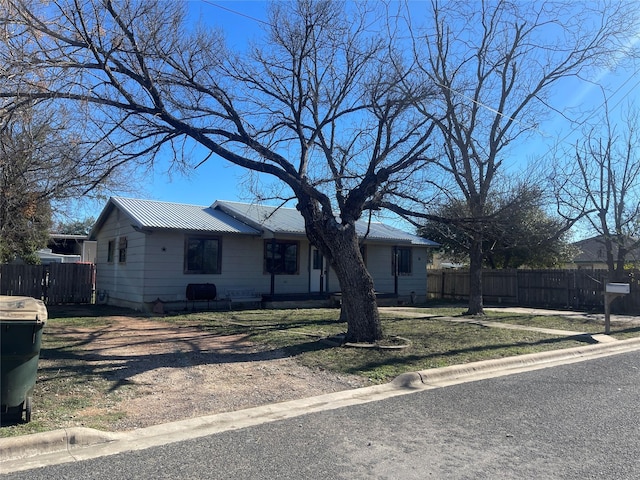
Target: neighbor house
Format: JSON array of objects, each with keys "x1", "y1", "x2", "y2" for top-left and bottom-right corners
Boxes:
[
  {"x1": 89, "y1": 197, "x2": 439, "y2": 311},
  {"x1": 36, "y1": 234, "x2": 97, "y2": 264},
  {"x1": 566, "y1": 235, "x2": 640, "y2": 270}
]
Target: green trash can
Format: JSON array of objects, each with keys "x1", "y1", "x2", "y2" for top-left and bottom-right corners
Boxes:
[{"x1": 1, "y1": 296, "x2": 48, "y2": 424}]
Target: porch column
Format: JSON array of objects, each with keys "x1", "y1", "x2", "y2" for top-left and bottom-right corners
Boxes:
[
  {"x1": 393, "y1": 246, "x2": 399, "y2": 295},
  {"x1": 270, "y1": 237, "x2": 276, "y2": 296}
]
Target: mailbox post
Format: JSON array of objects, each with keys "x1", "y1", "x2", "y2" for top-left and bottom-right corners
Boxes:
[{"x1": 604, "y1": 283, "x2": 630, "y2": 334}]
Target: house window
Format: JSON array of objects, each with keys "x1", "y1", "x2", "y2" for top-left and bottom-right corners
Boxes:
[
  {"x1": 107, "y1": 240, "x2": 115, "y2": 263},
  {"x1": 185, "y1": 236, "x2": 221, "y2": 274},
  {"x1": 118, "y1": 237, "x2": 127, "y2": 263},
  {"x1": 265, "y1": 240, "x2": 299, "y2": 275},
  {"x1": 393, "y1": 247, "x2": 412, "y2": 275}
]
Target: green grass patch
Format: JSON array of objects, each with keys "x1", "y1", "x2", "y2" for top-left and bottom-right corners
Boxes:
[
  {"x1": 0, "y1": 323, "x2": 135, "y2": 438},
  {"x1": 297, "y1": 317, "x2": 583, "y2": 381},
  {"x1": 164, "y1": 307, "x2": 590, "y2": 382},
  {"x1": 481, "y1": 312, "x2": 605, "y2": 332},
  {"x1": 385, "y1": 306, "x2": 640, "y2": 338},
  {"x1": 165, "y1": 308, "x2": 345, "y2": 349}
]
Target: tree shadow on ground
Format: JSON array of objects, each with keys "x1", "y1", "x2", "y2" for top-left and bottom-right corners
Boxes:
[
  {"x1": 341, "y1": 335, "x2": 592, "y2": 376},
  {"x1": 37, "y1": 328, "x2": 335, "y2": 395}
]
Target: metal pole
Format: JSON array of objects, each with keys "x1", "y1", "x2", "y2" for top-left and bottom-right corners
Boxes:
[
  {"x1": 270, "y1": 238, "x2": 276, "y2": 296},
  {"x1": 604, "y1": 293, "x2": 611, "y2": 335},
  {"x1": 393, "y1": 247, "x2": 399, "y2": 295}
]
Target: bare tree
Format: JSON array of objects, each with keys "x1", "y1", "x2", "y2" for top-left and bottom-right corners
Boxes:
[
  {"x1": 383, "y1": 0, "x2": 638, "y2": 314},
  {"x1": 556, "y1": 103, "x2": 640, "y2": 280},
  {"x1": 0, "y1": 0, "x2": 438, "y2": 342},
  {"x1": 0, "y1": 98, "x2": 140, "y2": 261}
]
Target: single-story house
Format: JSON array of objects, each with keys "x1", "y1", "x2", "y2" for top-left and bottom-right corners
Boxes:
[{"x1": 89, "y1": 197, "x2": 439, "y2": 311}]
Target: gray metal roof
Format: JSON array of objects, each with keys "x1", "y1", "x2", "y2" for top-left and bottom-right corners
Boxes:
[
  {"x1": 359, "y1": 221, "x2": 439, "y2": 246},
  {"x1": 213, "y1": 201, "x2": 307, "y2": 235},
  {"x1": 214, "y1": 200, "x2": 438, "y2": 246},
  {"x1": 91, "y1": 197, "x2": 438, "y2": 245},
  {"x1": 93, "y1": 197, "x2": 261, "y2": 236}
]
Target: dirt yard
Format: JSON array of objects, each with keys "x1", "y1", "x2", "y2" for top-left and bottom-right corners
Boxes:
[{"x1": 42, "y1": 315, "x2": 367, "y2": 432}]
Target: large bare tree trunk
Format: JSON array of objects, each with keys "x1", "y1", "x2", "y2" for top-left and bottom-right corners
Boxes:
[
  {"x1": 329, "y1": 232, "x2": 382, "y2": 343},
  {"x1": 298, "y1": 199, "x2": 383, "y2": 343},
  {"x1": 466, "y1": 231, "x2": 484, "y2": 315}
]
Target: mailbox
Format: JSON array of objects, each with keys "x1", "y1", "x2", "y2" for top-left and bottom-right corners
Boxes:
[{"x1": 605, "y1": 283, "x2": 630, "y2": 294}]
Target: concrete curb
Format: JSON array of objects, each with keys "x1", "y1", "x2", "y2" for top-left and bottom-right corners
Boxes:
[
  {"x1": 0, "y1": 427, "x2": 121, "y2": 463},
  {"x1": 392, "y1": 336, "x2": 640, "y2": 388},
  {"x1": 3, "y1": 336, "x2": 640, "y2": 468}
]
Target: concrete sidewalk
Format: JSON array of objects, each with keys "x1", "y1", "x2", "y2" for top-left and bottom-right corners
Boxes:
[
  {"x1": 381, "y1": 305, "x2": 640, "y2": 343},
  {"x1": 485, "y1": 306, "x2": 640, "y2": 326},
  {"x1": 485, "y1": 307, "x2": 640, "y2": 343}
]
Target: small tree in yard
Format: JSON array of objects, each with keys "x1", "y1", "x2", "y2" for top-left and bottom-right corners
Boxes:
[
  {"x1": 0, "y1": 0, "x2": 437, "y2": 342},
  {"x1": 1, "y1": 106, "x2": 53, "y2": 263},
  {"x1": 420, "y1": 185, "x2": 576, "y2": 269}
]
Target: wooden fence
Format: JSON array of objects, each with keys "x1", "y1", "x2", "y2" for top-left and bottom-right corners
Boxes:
[
  {"x1": 427, "y1": 269, "x2": 640, "y2": 314},
  {"x1": 0, "y1": 263, "x2": 95, "y2": 305}
]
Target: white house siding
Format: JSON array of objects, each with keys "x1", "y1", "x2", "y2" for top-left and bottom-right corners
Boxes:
[
  {"x1": 134, "y1": 231, "x2": 315, "y2": 304},
  {"x1": 141, "y1": 231, "x2": 187, "y2": 302},
  {"x1": 360, "y1": 243, "x2": 429, "y2": 299},
  {"x1": 98, "y1": 227, "x2": 317, "y2": 308},
  {"x1": 266, "y1": 236, "x2": 312, "y2": 295},
  {"x1": 363, "y1": 243, "x2": 394, "y2": 293},
  {"x1": 397, "y1": 245, "x2": 430, "y2": 301},
  {"x1": 221, "y1": 235, "x2": 272, "y2": 294},
  {"x1": 94, "y1": 209, "x2": 146, "y2": 309},
  {"x1": 140, "y1": 232, "x2": 273, "y2": 303}
]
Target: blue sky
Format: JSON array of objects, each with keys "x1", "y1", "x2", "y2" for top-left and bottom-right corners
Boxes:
[
  {"x1": 135, "y1": 1, "x2": 269, "y2": 209},
  {"x1": 74, "y1": 2, "x2": 268, "y2": 222},
  {"x1": 79, "y1": 1, "x2": 640, "y2": 236}
]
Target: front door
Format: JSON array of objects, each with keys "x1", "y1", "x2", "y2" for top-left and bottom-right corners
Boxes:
[{"x1": 310, "y1": 247, "x2": 324, "y2": 293}]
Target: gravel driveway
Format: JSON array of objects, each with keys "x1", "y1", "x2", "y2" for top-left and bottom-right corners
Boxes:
[{"x1": 42, "y1": 314, "x2": 367, "y2": 431}]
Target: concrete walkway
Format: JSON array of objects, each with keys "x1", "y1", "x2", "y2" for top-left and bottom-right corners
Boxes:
[
  {"x1": 380, "y1": 306, "x2": 640, "y2": 344},
  {"x1": 485, "y1": 306, "x2": 640, "y2": 326}
]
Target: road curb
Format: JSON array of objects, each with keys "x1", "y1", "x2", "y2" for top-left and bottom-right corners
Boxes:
[
  {"x1": 3, "y1": 337, "x2": 640, "y2": 467},
  {"x1": 0, "y1": 427, "x2": 121, "y2": 463},
  {"x1": 392, "y1": 336, "x2": 640, "y2": 388}
]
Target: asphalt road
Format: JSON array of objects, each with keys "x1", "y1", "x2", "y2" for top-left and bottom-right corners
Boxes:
[{"x1": 2, "y1": 350, "x2": 639, "y2": 479}]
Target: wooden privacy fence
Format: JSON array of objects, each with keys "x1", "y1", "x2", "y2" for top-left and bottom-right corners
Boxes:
[
  {"x1": 0, "y1": 263, "x2": 95, "y2": 305},
  {"x1": 427, "y1": 269, "x2": 640, "y2": 314}
]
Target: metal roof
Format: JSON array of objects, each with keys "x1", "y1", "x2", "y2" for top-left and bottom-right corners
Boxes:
[
  {"x1": 214, "y1": 201, "x2": 439, "y2": 246},
  {"x1": 91, "y1": 197, "x2": 438, "y2": 246},
  {"x1": 359, "y1": 221, "x2": 439, "y2": 246},
  {"x1": 213, "y1": 201, "x2": 307, "y2": 235},
  {"x1": 92, "y1": 197, "x2": 261, "y2": 236}
]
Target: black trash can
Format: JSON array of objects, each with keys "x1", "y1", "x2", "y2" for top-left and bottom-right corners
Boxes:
[{"x1": 1, "y1": 296, "x2": 48, "y2": 424}]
